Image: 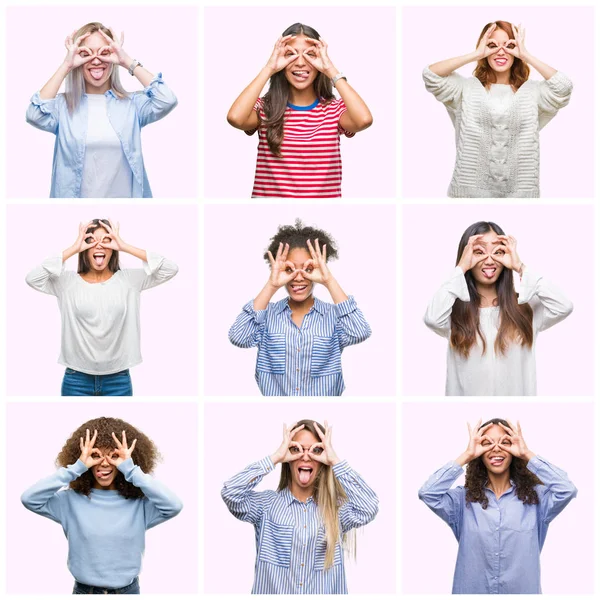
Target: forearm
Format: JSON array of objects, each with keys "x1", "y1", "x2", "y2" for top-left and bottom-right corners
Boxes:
[
  {"x1": 522, "y1": 52, "x2": 557, "y2": 80},
  {"x1": 326, "y1": 67, "x2": 372, "y2": 132},
  {"x1": 323, "y1": 277, "x2": 348, "y2": 304},
  {"x1": 39, "y1": 63, "x2": 71, "y2": 100},
  {"x1": 62, "y1": 245, "x2": 79, "y2": 262},
  {"x1": 227, "y1": 67, "x2": 272, "y2": 129},
  {"x1": 254, "y1": 281, "x2": 278, "y2": 311},
  {"x1": 121, "y1": 243, "x2": 147, "y2": 262},
  {"x1": 429, "y1": 51, "x2": 479, "y2": 77},
  {"x1": 121, "y1": 54, "x2": 155, "y2": 87}
]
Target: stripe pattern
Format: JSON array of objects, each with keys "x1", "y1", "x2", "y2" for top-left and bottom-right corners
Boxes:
[
  {"x1": 221, "y1": 457, "x2": 379, "y2": 594},
  {"x1": 247, "y1": 97, "x2": 354, "y2": 198},
  {"x1": 228, "y1": 296, "x2": 371, "y2": 396}
]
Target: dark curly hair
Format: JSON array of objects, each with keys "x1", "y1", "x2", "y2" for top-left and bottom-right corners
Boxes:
[
  {"x1": 56, "y1": 417, "x2": 160, "y2": 499},
  {"x1": 263, "y1": 218, "x2": 339, "y2": 264},
  {"x1": 465, "y1": 418, "x2": 541, "y2": 509}
]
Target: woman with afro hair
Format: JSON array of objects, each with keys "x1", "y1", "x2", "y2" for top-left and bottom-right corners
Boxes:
[
  {"x1": 418, "y1": 418, "x2": 577, "y2": 594},
  {"x1": 21, "y1": 417, "x2": 182, "y2": 594},
  {"x1": 228, "y1": 220, "x2": 371, "y2": 396}
]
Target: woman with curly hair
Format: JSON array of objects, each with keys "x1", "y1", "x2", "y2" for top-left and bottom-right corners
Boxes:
[
  {"x1": 423, "y1": 21, "x2": 572, "y2": 197},
  {"x1": 418, "y1": 418, "x2": 577, "y2": 594},
  {"x1": 26, "y1": 22, "x2": 177, "y2": 198},
  {"x1": 424, "y1": 221, "x2": 572, "y2": 395},
  {"x1": 21, "y1": 417, "x2": 183, "y2": 594},
  {"x1": 228, "y1": 220, "x2": 371, "y2": 396},
  {"x1": 227, "y1": 23, "x2": 372, "y2": 198},
  {"x1": 222, "y1": 420, "x2": 378, "y2": 594},
  {"x1": 26, "y1": 218, "x2": 178, "y2": 396}
]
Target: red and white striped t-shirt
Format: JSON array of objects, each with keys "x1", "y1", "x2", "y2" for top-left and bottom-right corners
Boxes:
[{"x1": 247, "y1": 97, "x2": 354, "y2": 198}]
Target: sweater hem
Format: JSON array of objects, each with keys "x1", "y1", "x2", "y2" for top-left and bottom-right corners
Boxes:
[{"x1": 448, "y1": 184, "x2": 540, "y2": 198}]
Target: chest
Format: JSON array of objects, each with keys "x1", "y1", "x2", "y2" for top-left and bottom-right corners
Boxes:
[
  {"x1": 61, "y1": 278, "x2": 135, "y2": 322},
  {"x1": 465, "y1": 495, "x2": 538, "y2": 534},
  {"x1": 259, "y1": 107, "x2": 341, "y2": 144},
  {"x1": 85, "y1": 97, "x2": 121, "y2": 149}
]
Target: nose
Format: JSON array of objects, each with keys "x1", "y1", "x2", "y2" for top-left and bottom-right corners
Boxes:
[
  {"x1": 100, "y1": 455, "x2": 110, "y2": 466},
  {"x1": 90, "y1": 55, "x2": 102, "y2": 65},
  {"x1": 484, "y1": 254, "x2": 495, "y2": 264},
  {"x1": 293, "y1": 271, "x2": 305, "y2": 281}
]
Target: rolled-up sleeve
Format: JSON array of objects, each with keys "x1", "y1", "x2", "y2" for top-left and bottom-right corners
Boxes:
[
  {"x1": 132, "y1": 73, "x2": 178, "y2": 127},
  {"x1": 26, "y1": 92, "x2": 59, "y2": 134}
]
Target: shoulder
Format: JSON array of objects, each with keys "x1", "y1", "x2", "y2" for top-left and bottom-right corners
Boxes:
[
  {"x1": 266, "y1": 298, "x2": 289, "y2": 313},
  {"x1": 321, "y1": 97, "x2": 346, "y2": 113}
]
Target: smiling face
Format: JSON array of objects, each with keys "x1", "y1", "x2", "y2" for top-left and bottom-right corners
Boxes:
[
  {"x1": 480, "y1": 424, "x2": 513, "y2": 475},
  {"x1": 285, "y1": 247, "x2": 314, "y2": 302},
  {"x1": 85, "y1": 227, "x2": 114, "y2": 272},
  {"x1": 470, "y1": 230, "x2": 506, "y2": 286},
  {"x1": 283, "y1": 35, "x2": 319, "y2": 91},
  {"x1": 91, "y1": 447, "x2": 119, "y2": 490},
  {"x1": 289, "y1": 429, "x2": 322, "y2": 490},
  {"x1": 80, "y1": 31, "x2": 113, "y2": 92},
  {"x1": 486, "y1": 28, "x2": 515, "y2": 74}
]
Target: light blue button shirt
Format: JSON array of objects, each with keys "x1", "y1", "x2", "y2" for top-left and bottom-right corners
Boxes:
[
  {"x1": 418, "y1": 455, "x2": 577, "y2": 594},
  {"x1": 26, "y1": 74, "x2": 177, "y2": 198},
  {"x1": 222, "y1": 457, "x2": 379, "y2": 594}
]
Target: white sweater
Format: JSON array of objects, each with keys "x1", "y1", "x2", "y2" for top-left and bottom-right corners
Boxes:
[
  {"x1": 423, "y1": 67, "x2": 573, "y2": 198},
  {"x1": 424, "y1": 267, "x2": 573, "y2": 396},
  {"x1": 26, "y1": 253, "x2": 178, "y2": 375}
]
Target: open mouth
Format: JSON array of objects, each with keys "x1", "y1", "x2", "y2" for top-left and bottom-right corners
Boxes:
[
  {"x1": 89, "y1": 66, "x2": 107, "y2": 80},
  {"x1": 93, "y1": 252, "x2": 106, "y2": 267},
  {"x1": 291, "y1": 70, "x2": 310, "y2": 81},
  {"x1": 297, "y1": 465, "x2": 313, "y2": 484},
  {"x1": 290, "y1": 284, "x2": 308, "y2": 294},
  {"x1": 95, "y1": 469, "x2": 113, "y2": 480},
  {"x1": 481, "y1": 267, "x2": 497, "y2": 279},
  {"x1": 494, "y1": 57, "x2": 508, "y2": 67},
  {"x1": 489, "y1": 456, "x2": 505, "y2": 467}
]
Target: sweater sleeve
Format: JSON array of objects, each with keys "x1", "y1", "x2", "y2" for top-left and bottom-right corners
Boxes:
[
  {"x1": 228, "y1": 300, "x2": 268, "y2": 348},
  {"x1": 334, "y1": 296, "x2": 371, "y2": 348},
  {"x1": 417, "y1": 461, "x2": 465, "y2": 541},
  {"x1": 26, "y1": 92, "x2": 60, "y2": 134},
  {"x1": 21, "y1": 460, "x2": 88, "y2": 524},
  {"x1": 527, "y1": 455, "x2": 577, "y2": 525},
  {"x1": 25, "y1": 255, "x2": 66, "y2": 297},
  {"x1": 536, "y1": 71, "x2": 573, "y2": 130},
  {"x1": 422, "y1": 66, "x2": 466, "y2": 112},
  {"x1": 117, "y1": 458, "x2": 183, "y2": 529},
  {"x1": 424, "y1": 267, "x2": 470, "y2": 338},
  {"x1": 221, "y1": 457, "x2": 276, "y2": 525},
  {"x1": 125, "y1": 252, "x2": 179, "y2": 291},
  {"x1": 131, "y1": 73, "x2": 178, "y2": 128},
  {"x1": 334, "y1": 461, "x2": 379, "y2": 534},
  {"x1": 517, "y1": 268, "x2": 573, "y2": 333}
]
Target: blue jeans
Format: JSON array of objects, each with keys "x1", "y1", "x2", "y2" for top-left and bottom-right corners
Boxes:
[
  {"x1": 61, "y1": 368, "x2": 133, "y2": 396},
  {"x1": 73, "y1": 577, "x2": 139, "y2": 594}
]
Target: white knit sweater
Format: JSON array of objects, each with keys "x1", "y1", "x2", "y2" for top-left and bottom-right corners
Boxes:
[{"x1": 423, "y1": 67, "x2": 573, "y2": 198}]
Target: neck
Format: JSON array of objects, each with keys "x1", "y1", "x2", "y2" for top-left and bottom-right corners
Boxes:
[
  {"x1": 486, "y1": 470, "x2": 511, "y2": 498},
  {"x1": 289, "y1": 87, "x2": 318, "y2": 107},
  {"x1": 288, "y1": 294, "x2": 315, "y2": 313},
  {"x1": 493, "y1": 70, "x2": 511, "y2": 86},
  {"x1": 476, "y1": 281, "x2": 498, "y2": 307},
  {"x1": 92, "y1": 482, "x2": 117, "y2": 491},
  {"x1": 83, "y1": 268, "x2": 113, "y2": 283},
  {"x1": 290, "y1": 482, "x2": 314, "y2": 503},
  {"x1": 85, "y1": 81, "x2": 111, "y2": 95}
]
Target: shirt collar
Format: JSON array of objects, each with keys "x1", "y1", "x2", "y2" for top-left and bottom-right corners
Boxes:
[
  {"x1": 274, "y1": 296, "x2": 325, "y2": 316},
  {"x1": 281, "y1": 487, "x2": 315, "y2": 506},
  {"x1": 105, "y1": 89, "x2": 117, "y2": 99},
  {"x1": 485, "y1": 479, "x2": 515, "y2": 498}
]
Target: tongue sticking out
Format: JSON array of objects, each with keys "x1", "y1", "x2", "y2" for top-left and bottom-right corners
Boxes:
[
  {"x1": 90, "y1": 68, "x2": 105, "y2": 80},
  {"x1": 298, "y1": 469, "x2": 312, "y2": 484},
  {"x1": 94, "y1": 256, "x2": 104, "y2": 266}
]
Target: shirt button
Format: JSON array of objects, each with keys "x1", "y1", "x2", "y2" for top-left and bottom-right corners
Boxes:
[
  {"x1": 296, "y1": 387, "x2": 300, "y2": 391},
  {"x1": 299, "y1": 583, "x2": 303, "y2": 586},
  {"x1": 297, "y1": 348, "x2": 301, "y2": 352},
  {"x1": 301, "y1": 563, "x2": 304, "y2": 567},
  {"x1": 496, "y1": 527, "x2": 499, "y2": 531},
  {"x1": 495, "y1": 552, "x2": 499, "y2": 556},
  {"x1": 296, "y1": 368, "x2": 300, "y2": 372},
  {"x1": 304, "y1": 525, "x2": 306, "y2": 528}
]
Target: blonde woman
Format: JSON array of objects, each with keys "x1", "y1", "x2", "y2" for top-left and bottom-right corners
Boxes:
[
  {"x1": 26, "y1": 22, "x2": 177, "y2": 198},
  {"x1": 221, "y1": 420, "x2": 378, "y2": 594}
]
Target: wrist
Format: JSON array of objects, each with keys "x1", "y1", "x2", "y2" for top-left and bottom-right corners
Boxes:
[
  {"x1": 324, "y1": 65, "x2": 339, "y2": 79},
  {"x1": 456, "y1": 451, "x2": 472, "y2": 466},
  {"x1": 329, "y1": 455, "x2": 341, "y2": 466},
  {"x1": 60, "y1": 61, "x2": 74, "y2": 75},
  {"x1": 522, "y1": 449, "x2": 535, "y2": 462},
  {"x1": 513, "y1": 261, "x2": 524, "y2": 274},
  {"x1": 119, "y1": 54, "x2": 133, "y2": 69},
  {"x1": 270, "y1": 453, "x2": 281, "y2": 465}
]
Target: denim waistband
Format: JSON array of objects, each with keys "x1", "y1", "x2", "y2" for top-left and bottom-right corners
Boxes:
[{"x1": 73, "y1": 576, "x2": 138, "y2": 594}]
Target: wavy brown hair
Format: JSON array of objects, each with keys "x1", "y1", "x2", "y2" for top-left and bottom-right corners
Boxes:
[
  {"x1": 262, "y1": 23, "x2": 335, "y2": 156},
  {"x1": 278, "y1": 420, "x2": 352, "y2": 570},
  {"x1": 77, "y1": 218, "x2": 121, "y2": 274},
  {"x1": 450, "y1": 221, "x2": 533, "y2": 358},
  {"x1": 56, "y1": 417, "x2": 160, "y2": 499},
  {"x1": 465, "y1": 418, "x2": 541, "y2": 509},
  {"x1": 473, "y1": 21, "x2": 530, "y2": 90}
]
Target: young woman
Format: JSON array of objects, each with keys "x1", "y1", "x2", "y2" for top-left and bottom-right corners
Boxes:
[
  {"x1": 228, "y1": 220, "x2": 371, "y2": 396},
  {"x1": 419, "y1": 418, "x2": 577, "y2": 594},
  {"x1": 21, "y1": 417, "x2": 183, "y2": 594},
  {"x1": 26, "y1": 219, "x2": 178, "y2": 396},
  {"x1": 26, "y1": 22, "x2": 177, "y2": 198},
  {"x1": 227, "y1": 23, "x2": 372, "y2": 198},
  {"x1": 222, "y1": 420, "x2": 378, "y2": 594},
  {"x1": 423, "y1": 21, "x2": 572, "y2": 198},
  {"x1": 424, "y1": 221, "x2": 572, "y2": 395}
]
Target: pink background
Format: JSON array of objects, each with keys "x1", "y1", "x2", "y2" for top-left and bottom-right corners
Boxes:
[
  {"x1": 204, "y1": 204, "x2": 397, "y2": 396},
  {"x1": 402, "y1": 6, "x2": 594, "y2": 198},
  {"x1": 402, "y1": 204, "x2": 594, "y2": 396},
  {"x1": 204, "y1": 401, "x2": 396, "y2": 594},
  {"x1": 6, "y1": 402, "x2": 198, "y2": 594},
  {"x1": 401, "y1": 402, "x2": 594, "y2": 594},
  {"x1": 6, "y1": 204, "x2": 199, "y2": 396},
  {"x1": 203, "y1": 7, "x2": 397, "y2": 199},
  {"x1": 6, "y1": 6, "x2": 198, "y2": 198}
]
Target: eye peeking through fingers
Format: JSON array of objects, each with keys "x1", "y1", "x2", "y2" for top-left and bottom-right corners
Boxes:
[
  {"x1": 310, "y1": 446, "x2": 324, "y2": 455},
  {"x1": 506, "y1": 42, "x2": 516, "y2": 49},
  {"x1": 289, "y1": 445, "x2": 302, "y2": 454}
]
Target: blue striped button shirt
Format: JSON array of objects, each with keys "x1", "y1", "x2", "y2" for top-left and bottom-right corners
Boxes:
[
  {"x1": 228, "y1": 296, "x2": 371, "y2": 396},
  {"x1": 418, "y1": 455, "x2": 577, "y2": 594},
  {"x1": 222, "y1": 457, "x2": 379, "y2": 594}
]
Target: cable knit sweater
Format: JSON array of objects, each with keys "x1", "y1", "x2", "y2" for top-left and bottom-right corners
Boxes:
[{"x1": 423, "y1": 67, "x2": 573, "y2": 198}]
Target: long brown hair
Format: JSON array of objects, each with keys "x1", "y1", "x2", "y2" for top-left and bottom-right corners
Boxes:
[
  {"x1": 277, "y1": 420, "x2": 350, "y2": 570},
  {"x1": 465, "y1": 418, "x2": 541, "y2": 509},
  {"x1": 77, "y1": 218, "x2": 121, "y2": 274},
  {"x1": 450, "y1": 221, "x2": 533, "y2": 358},
  {"x1": 473, "y1": 21, "x2": 530, "y2": 90},
  {"x1": 262, "y1": 23, "x2": 335, "y2": 156}
]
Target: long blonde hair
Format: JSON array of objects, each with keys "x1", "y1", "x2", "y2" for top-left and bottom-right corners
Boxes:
[
  {"x1": 277, "y1": 420, "x2": 355, "y2": 569},
  {"x1": 66, "y1": 22, "x2": 128, "y2": 113}
]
